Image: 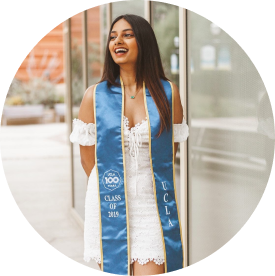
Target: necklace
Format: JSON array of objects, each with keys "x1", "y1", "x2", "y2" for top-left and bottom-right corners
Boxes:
[{"x1": 125, "y1": 86, "x2": 142, "y2": 99}]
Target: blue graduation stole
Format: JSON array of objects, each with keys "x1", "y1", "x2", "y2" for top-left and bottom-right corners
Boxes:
[{"x1": 93, "y1": 76, "x2": 184, "y2": 275}]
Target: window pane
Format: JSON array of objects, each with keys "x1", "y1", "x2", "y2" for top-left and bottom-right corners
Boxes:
[
  {"x1": 70, "y1": 12, "x2": 86, "y2": 219},
  {"x1": 151, "y1": 2, "x2": 181, "y2": 207},
  {"x1": 70, "y1": 7, "x2": 109, "y2": 220},
  {"x1": 71, "y1": 13, "x2": 84, "y2": 114},
  {"x1": 151, "y1": 2, "x2": 179, "y2": 87},
  {"x1": 111, "y1": 1, "x2": 145, "y2": 20},
  {"x1": 87, "y1": 5, "x2": 108, "y2": 86},
  {"x1": 187, "y1": 11, "x2": 274, "y2": 264}
]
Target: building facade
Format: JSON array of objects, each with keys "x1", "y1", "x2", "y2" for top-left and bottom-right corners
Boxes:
[{"x1": 15, "y1": 23, "x2": 64, "y2": 84}]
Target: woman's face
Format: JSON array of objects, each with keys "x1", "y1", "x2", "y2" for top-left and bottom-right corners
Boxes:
[{"x1": 109, "y1": 19, "x2": 138, "y2": 66}]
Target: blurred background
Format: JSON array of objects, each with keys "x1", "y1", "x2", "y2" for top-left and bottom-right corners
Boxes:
[{"x1": 0, "y1": 0, "x2": 274, "y2": 270}]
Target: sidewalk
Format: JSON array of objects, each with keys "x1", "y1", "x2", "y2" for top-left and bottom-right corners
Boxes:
[{"x1": 0, "y1": 122, "x2": 99, "y2": 271}]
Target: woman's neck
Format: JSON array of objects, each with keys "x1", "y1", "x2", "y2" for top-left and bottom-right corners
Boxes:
[{"x1": 119, "y1": 66, "x2": 136, "y2": 87}]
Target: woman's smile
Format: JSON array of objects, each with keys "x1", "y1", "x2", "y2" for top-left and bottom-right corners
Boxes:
[{"x1": 114, "y1": 47, "x2": 129, "y2": 56}]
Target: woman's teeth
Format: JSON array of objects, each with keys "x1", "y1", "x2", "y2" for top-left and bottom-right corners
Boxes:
[{"x1": 115, "y1": 48, "x2": 128, "y2": 53}]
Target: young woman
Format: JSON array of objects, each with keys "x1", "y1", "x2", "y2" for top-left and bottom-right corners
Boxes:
[{"x1": 70, "y1": 14, "x2": 189, "y2": 275}]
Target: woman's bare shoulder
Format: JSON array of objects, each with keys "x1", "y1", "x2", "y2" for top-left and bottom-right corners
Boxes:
[
  {"x1": 78, "y1": 84, "x2": 97, "y2": 123},
  {"x1": 83, "y1": 84, "x2": 97, "y2": 102},
  {"x1": 169, "y1": 81, "x2": 179, "y2": 97}
]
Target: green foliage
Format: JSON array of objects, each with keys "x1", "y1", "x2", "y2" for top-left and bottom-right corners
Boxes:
[
  {"x1": 6, "y1": 78, "x2": 64, "y2": 108},
  {"x1": 71, "y1": 79, "x2": 83, "y2": 106},
  {"x1": 71, "y1": 38, "x2": 101, "y2": 106},
  {"x1": 71, "y1": 37, "x2": 83, "y2": 80},
  {"x1": 87, "y1": 41, "x2": 101, "y2": 87},
  {"x1": 71, "y1": 37, "x2": 84, "y2": 106}
]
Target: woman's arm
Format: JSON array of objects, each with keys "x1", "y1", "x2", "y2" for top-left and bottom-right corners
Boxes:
[
  {"x1": 172, "y1": 82, "x2": 184, "y2": 163},
  {"x1": 78, "y1": 85, "x2": 96, "y2": 177}
]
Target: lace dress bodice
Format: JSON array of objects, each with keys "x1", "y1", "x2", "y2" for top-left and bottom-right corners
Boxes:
[
  {"x1": 70, "y1": 116, "x2": 189, "y2": 265},
  {"x1": 70, "y1": 116, "x2": 189, "y2": 196},
  {"x1": 70, "y1": 115, "x2": 189, "y2": 146}
]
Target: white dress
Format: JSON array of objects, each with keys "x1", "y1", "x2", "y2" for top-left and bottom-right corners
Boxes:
[{"x1": 70, "y1": 115, "x2": 189, "y2": 265}]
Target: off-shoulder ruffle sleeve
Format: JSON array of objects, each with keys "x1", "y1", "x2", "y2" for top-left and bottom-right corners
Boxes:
[
  {"x1": 69, "y1": 118, "x2": 95, "y2": 146},
  {"x1": 174, "y1": 119, "x2": 189, "y2": 143}
]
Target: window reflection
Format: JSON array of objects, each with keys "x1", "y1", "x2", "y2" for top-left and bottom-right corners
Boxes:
[
  {"x1": 70, "y1": 12, "x2": 86, "y2": 219},
  {"x1": 70, "y1": 7, "x2": 109, "y2": 220},
  {"x1": 151, "y1": 2, "x2": 181, "y2": 207},
  {"x1": 111, "y1": 1, "x2": 145, "y2": 20},
  {"x1": 71, "y1": 12, "x2": 84, "y2": 119},
  {"x1": 151, "y1": 2, "x2": 179, "y2": 87},
  {"x1": 187, "y1": 11, "x2": 274, "y2": 264},
  {"x1": 87, "y1": 5, "x2": 105, "y2": 86}
]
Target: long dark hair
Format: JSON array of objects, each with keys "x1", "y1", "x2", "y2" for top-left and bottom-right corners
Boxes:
[{"x1": 100, "y1": 14, "x2": 171, "y2": 137}]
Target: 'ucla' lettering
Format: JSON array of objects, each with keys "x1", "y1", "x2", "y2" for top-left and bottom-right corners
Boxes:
[
  {"x1": 169, "y1": 218, "x2": 174, "y2": 227},
  {"x1": 162, "y1": 183, "x2": 174, "y2": 227},
  {"x1": 162, "y1": 181, "x2": 168, "y2": 190}
]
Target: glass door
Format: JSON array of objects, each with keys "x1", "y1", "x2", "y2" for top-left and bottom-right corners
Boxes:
[
  {"x1": 186, "y1": 10, "x2": 274, "y2": 265},
  {"x1": 151, "y1": 1, "x2": 182, "y2": 207}
]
